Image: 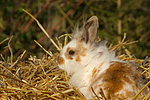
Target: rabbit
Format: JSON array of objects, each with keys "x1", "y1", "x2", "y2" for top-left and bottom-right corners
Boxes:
[{"x1": 57, "y1": 16, "x2": 148, "y2": 99}]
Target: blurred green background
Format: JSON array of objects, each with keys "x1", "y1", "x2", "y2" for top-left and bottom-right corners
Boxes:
[{"x1": 0, "y1": 0, "x2": 150, "y2": 60}]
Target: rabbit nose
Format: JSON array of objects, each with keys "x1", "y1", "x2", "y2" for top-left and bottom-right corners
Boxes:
[{"x1": 57, "y1": 56, "x2": 65, "y2": 65}]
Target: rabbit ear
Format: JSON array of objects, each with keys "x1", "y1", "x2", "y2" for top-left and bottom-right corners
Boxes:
[{"x1": 83, "y1": 16, "x2": 99, "y2": 43}]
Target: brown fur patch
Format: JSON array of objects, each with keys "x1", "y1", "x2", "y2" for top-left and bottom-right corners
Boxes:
[
  {"x1": 101, "y1": 62, "x2": 136, "y2": 97},
  {"x1": 92, "y1": 67, "x2": 97, "y2": 77},
  {"x1": 92, "y1": 62, "x2": 104, "y2": 79},
  {"x1": 91, "y1": 61, "x2": 144, "y2": 99},
  {"x1": 76, "y1": 42, "x2": 87, "y2": 56},
  {"x1": 58, "y1": 56, "x2": 65, "y2": 65},
  {"x1": 76, "y1": 55, "x2": 81, "y2": 62},
  {"x1": 81, "y1": 53, "x2": 86, "y2": 56},
  {"x1": 65, "y1": 47, "x2": 73, "y2": 60},
  {"x1": 64, "y1": 43, "x2": 87, "y2": 61}
]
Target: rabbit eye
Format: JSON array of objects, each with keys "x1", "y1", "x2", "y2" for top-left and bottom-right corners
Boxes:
[{"x1": 69, "y1": 50, "x2": 75, "y2": 55}]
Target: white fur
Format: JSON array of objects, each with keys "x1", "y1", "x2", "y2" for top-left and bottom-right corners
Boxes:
[{"x1": 58, "y1": 38, "x2": 120, "y2": 99}]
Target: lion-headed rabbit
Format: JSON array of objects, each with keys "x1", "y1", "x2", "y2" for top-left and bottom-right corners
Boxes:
[{"x1": 57, "y1": 16, "x2": 148, "y2": 99}]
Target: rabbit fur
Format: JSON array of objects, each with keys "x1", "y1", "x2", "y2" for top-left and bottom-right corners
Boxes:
[{"x1": 57, "y1": 16, "x2": 148, "y2": 99}]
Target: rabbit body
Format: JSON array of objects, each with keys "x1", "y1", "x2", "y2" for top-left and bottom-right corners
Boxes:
[{"x1": 57, "y1": 16, "x2": 147, "y2": 99}]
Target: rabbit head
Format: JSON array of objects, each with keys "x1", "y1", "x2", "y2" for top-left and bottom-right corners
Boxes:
[{"x1": 57, "y1": 16, "x2": 112, "y2": 76}]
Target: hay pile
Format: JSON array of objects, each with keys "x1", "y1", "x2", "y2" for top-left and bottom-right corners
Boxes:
[
  {"x1": 0, "y1": 36, "x2": 150, "y2": 100},
  {"x1": 0, "y1": 52, "x2": 85, "y2": 100}
]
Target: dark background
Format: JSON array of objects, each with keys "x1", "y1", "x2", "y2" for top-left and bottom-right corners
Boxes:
[{"x1": 0, "y1": 0, "x2": 150, "y2": 60}]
